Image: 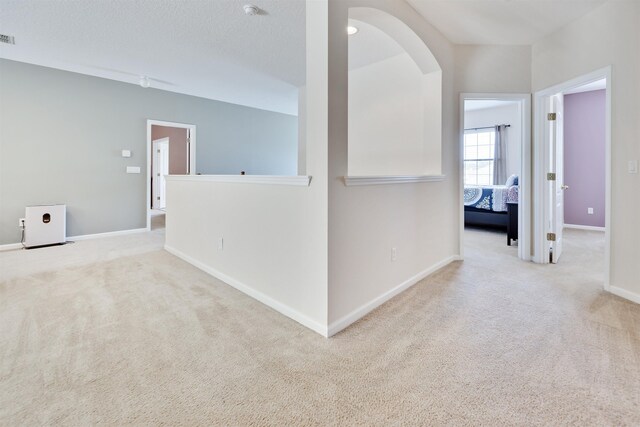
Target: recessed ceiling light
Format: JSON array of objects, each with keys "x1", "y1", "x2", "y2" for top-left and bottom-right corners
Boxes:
[
  {"x1": 347, "y1": 26, "x2": 359, "y2": 36},
  {"x1": 243, "y1": 4, "x2": 260, "y2": 15}
]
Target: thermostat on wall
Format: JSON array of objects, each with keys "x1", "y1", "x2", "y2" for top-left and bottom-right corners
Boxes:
[{"x1": 121, "y1": 149, "x2": 132, "y2": 158}]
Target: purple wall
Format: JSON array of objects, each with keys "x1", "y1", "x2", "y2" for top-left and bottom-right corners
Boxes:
[{"x1": 564, "y1": 90, "x2": 605, "y2": 227}]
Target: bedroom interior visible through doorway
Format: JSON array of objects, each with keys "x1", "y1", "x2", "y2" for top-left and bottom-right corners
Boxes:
[{"x1": 459, "y1": 94, "x2": 531, "y2": 261}]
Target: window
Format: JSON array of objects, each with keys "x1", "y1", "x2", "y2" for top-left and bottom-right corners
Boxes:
[{"x1": 464, "y1": 129, "x2": 495, "y2": 186}]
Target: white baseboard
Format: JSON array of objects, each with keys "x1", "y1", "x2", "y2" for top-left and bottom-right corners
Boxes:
[
  {"x1": 608, "y1": 286, "x2": 640, "y2": 305},
  {"x1": 0, "y1": 227, "x2": 148, "y2": 252},
  {"x1": 68, "y1": 227, "x2": 148, "y2": 241},
  {"x1": 327, "y1": 255, "x2": 462, "y2": 337},
  {"x1": 161, "y1": 247, "x2": 461, "y2": 338},
  {"x1": 564, "y1": 224, "x2": 605, "y2": 232},
  {"x1": 164, "y1": 244, "x2": 329, "y2": 337},
  {"x1": 0, "y1": 242, "x2": 24, "y2": 252}
]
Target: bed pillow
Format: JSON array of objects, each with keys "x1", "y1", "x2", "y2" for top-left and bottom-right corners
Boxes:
[{"x1": 505, "y1": 174, "x2": 519, "y2": 187}]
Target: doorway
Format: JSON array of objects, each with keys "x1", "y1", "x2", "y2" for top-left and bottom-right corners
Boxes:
[
  {"x1": 152, "y1": 137, "x2": 169, "y2": 210},
  {"x1": 459, "y1": 94, "x2": 531, "y2": 261},
  {"x1": 146, "y1": 120, "x2": 197, "y2": 231},
  {"x1": 533, "y1": 67, "x2": 611, "y2": 291}
]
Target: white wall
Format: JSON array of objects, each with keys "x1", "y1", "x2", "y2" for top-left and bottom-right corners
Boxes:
[
  {"x1": 297, "y1": 86, "x2": 307, "y2": 175},
  {"x1": 464, "y1": 103, "x2": 522, "y2": 181},
  {"x1": 163, "y1": 0, "x2": 543, "y2": 337},
  {"x1": 348, "y1": 53, "x2": 426, "y2": 175},
  {"x1": 328, "y1": 0, "x2": 458, "y2": 330},
  {"x1": 165, "y1": 0, "x2": 331, "y2": 334},
  {"x1": 532, "y1": 0, "x2": 640, "y2": 300},
  {"x1": 423, "y1": 70, "x2": 443, "y2": 174},
  {"x1": 454, "y1": 45, "x2": 532, "y2": 94},
  {"x1": 165, "y1": 178, "x2": 327, "y2": 333}
]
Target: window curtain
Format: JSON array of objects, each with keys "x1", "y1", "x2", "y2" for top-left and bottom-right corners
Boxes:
[{"x1": 493, "y1": 125, "x2": 508, "y2": 185}]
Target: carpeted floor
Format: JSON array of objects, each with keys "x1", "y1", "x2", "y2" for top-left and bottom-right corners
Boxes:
[{"x1": 1, "y1": 226, "x2": 639, "y2": 425}]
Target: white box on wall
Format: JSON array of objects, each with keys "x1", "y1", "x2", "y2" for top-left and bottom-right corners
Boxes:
[{"x1": 24, "y1": 204, "x2": 66, "y2": 248}]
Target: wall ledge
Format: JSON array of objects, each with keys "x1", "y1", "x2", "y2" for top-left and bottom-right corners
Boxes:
[
  {"x1": 343, "y1": 174, "x2": 445, "y2": 186},
  {"x1": 166, "y1": 175, "x2": 312, "y2": 186}
]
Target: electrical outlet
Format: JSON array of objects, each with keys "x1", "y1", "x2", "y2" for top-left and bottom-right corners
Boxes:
[
  {"x1": 391, "y1": 247, "x2": 397, "y2": 262},
  {"x1": 587, "y1": 207, "x2": 594, "y2": 215},
  {"x1": 218, "y1": 237, "x2": 224, "y2": 251},
  {"x1": 18, "y1": 218, "x2": 25, "y2": 228}
]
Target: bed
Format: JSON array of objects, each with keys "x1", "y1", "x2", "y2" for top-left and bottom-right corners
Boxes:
[{"x1": 464, "y1": 176, "x2": 519, "y2": 245}]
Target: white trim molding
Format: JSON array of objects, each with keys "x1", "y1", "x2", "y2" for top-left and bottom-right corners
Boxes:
[
  {"x1": 564, "y1": 224, "x2": 605, "y2": 232},
  {"x1": 68, "y1": 227, "x2": 148, "y2": 242},
  {"x1": 343, "y1": 175, "x2": 445, "y2": 186},
  {"x1": 0, "y1": 227, "x2": 149, "y2": 251},
  {"x1": 166, "y1": 174, "x2": 312, "y2": 186},
  {"x1": 0, "y1": 242, "x2": 24, "y2": 252},
  {"x1": 327, "y1": 255, "x2": 461, "y2": 337},
  {"x1": 164, "y1": 244, "x2": 328, "y2": 336},
  {"x1": 608, "y1": 286, "x2": 640, "y2": 305}
]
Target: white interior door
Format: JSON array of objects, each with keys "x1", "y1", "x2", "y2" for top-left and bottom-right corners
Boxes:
[
  {"x1": 152, "y1": 138, "x2": 169, "y2": 210},
  {"x1": 548, "y1": 94, "x2": 565, "y2": 263},
  {"x1": 186, "y1": 129, "x2": 191, "y2": 174}
]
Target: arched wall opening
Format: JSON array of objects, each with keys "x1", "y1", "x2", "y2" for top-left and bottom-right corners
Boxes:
[{"x1": 348, "y1": 7, "x2": 442, "y2": 176}]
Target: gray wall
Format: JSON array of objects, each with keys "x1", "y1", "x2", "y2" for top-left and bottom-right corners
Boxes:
[{"x1": 0, "y1": 59, "x2": 298, "y2": 244}]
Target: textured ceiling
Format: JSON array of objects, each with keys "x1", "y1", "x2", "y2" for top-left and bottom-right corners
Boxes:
[
  {"x1": 0, "y1": 0, "x2": 305, "y2": 115},
  {"x1": 0, "y1": 0, "x2": 611, "y2": 114},
  {"x1": 406, "y1": 0, "x2": 607, "y2": 45}
]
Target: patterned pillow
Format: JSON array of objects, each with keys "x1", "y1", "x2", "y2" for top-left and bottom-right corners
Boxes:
[{"x1": 505, "y1": 174, "x2": 518, "y2": 187}]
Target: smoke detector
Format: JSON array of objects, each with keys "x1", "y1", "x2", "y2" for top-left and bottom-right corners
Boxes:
[
  {"x1": 139, "y1": 76, "x2": 151, "y2": 88},
  {"x1": 243, "y1": 4, "x2": 260, "y2": 15}
]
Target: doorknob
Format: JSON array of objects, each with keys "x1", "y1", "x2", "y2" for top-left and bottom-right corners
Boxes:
[{"x1": 561, "y1": 184, "x2": 569, "y2": 190}]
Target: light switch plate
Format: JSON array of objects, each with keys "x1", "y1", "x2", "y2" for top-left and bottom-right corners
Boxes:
[
  {"x1": 121, "y1": 149, "x2": 132, "y2": 158},
  {"x1": 628, "y1": 160, "x2": 638, "y2": 174},
  {"x1": 126, "y1": 166, "x2": 141, "y2": 174}
]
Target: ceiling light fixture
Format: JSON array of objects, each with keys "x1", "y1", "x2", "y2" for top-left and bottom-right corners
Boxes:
[
  {"x1": 243, "y1": 4, "x2": 260, "y2": 15},
  {"x1": 139, "y1": 75, "x2": 151, "y2": 88},
  {"x1": 347, "y1": 26, "x2": 359, "y2": 35}
]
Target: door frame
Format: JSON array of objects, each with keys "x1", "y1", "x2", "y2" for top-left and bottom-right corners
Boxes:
[
  {"x1": 146, "y1": 119, "x2": 197, "y2": 231},
  {"x1": 547, "y1": 93, "x2": 565, "y2": 263},
  {"x1": 152, "y1": 137, "x2": 169, "y2": 210},
  {"x1": 532, "y1": 66, "x2": 611, "y2": 289},
  {"x1": 459, "y1": 93, "x2": 532, "y2": 261}
]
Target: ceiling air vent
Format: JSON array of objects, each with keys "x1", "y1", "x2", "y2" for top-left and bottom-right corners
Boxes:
[{"x1": 0, "y1": 34, "x2": 15, "y2": 45}]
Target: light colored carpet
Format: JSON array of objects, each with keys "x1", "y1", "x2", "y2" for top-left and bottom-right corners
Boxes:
[
  {"x1": 1, "y1": 227, "x2": 639, "y2": 425},
  {"x1": 150, "y1": 210, "x2": 165, "y2": 231}
]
